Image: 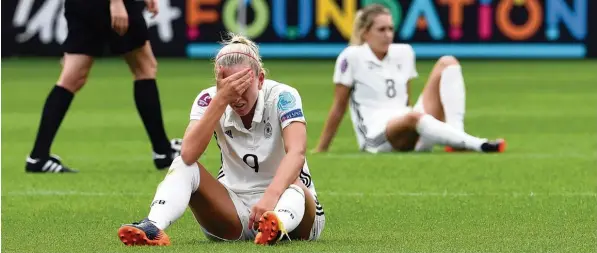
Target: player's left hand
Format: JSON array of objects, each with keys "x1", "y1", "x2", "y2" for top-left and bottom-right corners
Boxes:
[
  {"x1": 145, "y1": 0, "x2": 159, "y2": 17},
  {"x1": 249, "y1": 194, "x2": 278, "y2": 230}
]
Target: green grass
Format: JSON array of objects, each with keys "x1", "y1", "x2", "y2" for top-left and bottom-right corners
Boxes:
[{"x1": 2, "y1": 58, "x2": 597, "y2": 253}]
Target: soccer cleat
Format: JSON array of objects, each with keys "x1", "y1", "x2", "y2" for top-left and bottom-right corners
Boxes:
[
  {"x1": 444, "y1": 146, "x2": 470, "y2": 152},
  {"x1": 480, "y1": 139, "x2": 507, "y2": 153},
  {"x1": 254, "y1": 211, "x2": 289, "y2": 246},
  {"x1": 118, "y1": 218, "x2": 170, "y2": 246},
  {"x1": 153, "y1": 138, "x2": 182, "y2": 170},
  {"x1": 25, "y1": 154, "x2": 78, "y2": 173}
]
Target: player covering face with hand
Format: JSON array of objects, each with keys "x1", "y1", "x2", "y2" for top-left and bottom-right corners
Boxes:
[
  {"x1": 118, "y1": 33, "x2": 325, "y2": 246},
  {"x1": 314, "y1": 4, "x2": 506, "y2": 154}
]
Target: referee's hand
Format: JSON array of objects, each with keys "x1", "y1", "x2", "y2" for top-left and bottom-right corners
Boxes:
[
  {"x1": 145, "y1": 0, "x2": 159, "y2": 18},
  {"x1": 110, "y1": 0, "x2": 129, "y2": 36}
]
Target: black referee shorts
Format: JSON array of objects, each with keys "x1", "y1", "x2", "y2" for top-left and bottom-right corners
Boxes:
[{"x1": 62, "y1": 0, "x2": 148, "y2": 57}]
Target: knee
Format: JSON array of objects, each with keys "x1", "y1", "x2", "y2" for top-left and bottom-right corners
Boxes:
[
  {"x1": 166, "y1": 156, "x2": 190, "y2": 175},
  {"x1": 288, "y1": 184, "x2": 306, "y2": 197},
  {"x1": 168, "y1": 156, "x2": 184, "y2": 172},
  {"x1": 132, "y1": 55, "x2": 157, "y2": 80},
  {"x1": 437, "y1": 55, "x2": 460, "y2": 69},
  {"x1": 57, "y1": 69, "x2": 89, "y2": 93},
  {"x1": 180, "y1": 151, "x2": 199, "y2": 167},
  {"x1": 170, "y1": 156, "x2": 199, "y2": 171},
  {"x1": 167, "y1": 156, "x2": 201, "y2": 188},
  {"x1": 404, "y1": 111, "x2": 423, "y2": 126}
]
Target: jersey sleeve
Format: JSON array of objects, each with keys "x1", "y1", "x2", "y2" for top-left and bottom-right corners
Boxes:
[
  {"x1": 332, "y1": 47, "x2": 354, "y2": 87},
  {"x1": 407, "y1": 45, "x2": 418, "y2": 80},
  {"x1": 276, "y1": 88, "x2": 306, "y2": 129},
  {"x1": 190, "y1": 88, "x2": 214, "y2": 121}
]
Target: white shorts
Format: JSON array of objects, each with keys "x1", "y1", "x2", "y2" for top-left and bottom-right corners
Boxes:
[
  {"x1": 362, "y1": 96, "x2": 426, "y2": 153},
  {"x1": 200, "y1": 187, "x2": 326, "y2": 242}
]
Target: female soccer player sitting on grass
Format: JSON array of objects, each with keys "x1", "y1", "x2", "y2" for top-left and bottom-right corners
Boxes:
[
  {"x1": 117, "y1": 34, "x2": 325, "y2": 246},
  {"x1": 314, "y1": 4, "x2": 506, "y2": 154}
]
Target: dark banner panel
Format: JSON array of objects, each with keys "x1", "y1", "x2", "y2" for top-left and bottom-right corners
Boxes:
[
  {"x1": 1, "y1": 0, "x2": 186, "y2": 57},
  {"x1": 2, "y1": 0, "x2": 594, "y2": 59}
]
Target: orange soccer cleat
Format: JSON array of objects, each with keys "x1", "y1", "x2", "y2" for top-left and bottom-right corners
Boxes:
[
  {"x1": 254, "y1": 211, "x2": 288, "y2": 246},
  {"x1": 118, "y1": 218, "x2": 170, "y2": 246}
]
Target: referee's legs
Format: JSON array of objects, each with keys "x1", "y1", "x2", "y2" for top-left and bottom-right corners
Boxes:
[
  {"x1": 58, "y1": 54, "x2": 94, "y2": 93},
  {"x1": 26, "y1": 54, "x2": 92, "y2": 172},
  {"x1": 124, "y1": 41, "x2": 176, "y2": 169}
]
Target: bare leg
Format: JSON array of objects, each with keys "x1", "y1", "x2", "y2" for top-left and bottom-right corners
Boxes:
[
  {"x1": 413, "y1": 56, "x2": 465, "y2": 151},
  {"x1": 26, "y1": 54, "x2": 93, "y2": 173},
  {"x1": 254, "y1": 181, "x2": 322, "y2": 245},
  {"x1": 118, "y1": 157, "x2": 243, "y2": 246},
  {"x1": 124, "y1": 41, "x2": 174, "y2": 168},
  {"x1": 385, "y1": 111, "x2": 504, "y2": 153},
  {"x1": 287, "y1": 182, "x2": 317, "y2": 240},
  {"x1": 188, "y1": 163, "x2": 243, "y2": 240}
]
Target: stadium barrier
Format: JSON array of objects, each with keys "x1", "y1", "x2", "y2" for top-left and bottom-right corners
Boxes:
[{"x1": 2, "y1": 0, "x2": 595, "y2": 59}]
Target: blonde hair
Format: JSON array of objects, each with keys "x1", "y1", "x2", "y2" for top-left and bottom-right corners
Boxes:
[
  {"x1": 214, "y1": 32, "x2": 266, "y2": 78},
  {"x1": 349, "y1": 4, "x2": 391, "y2": 46}
]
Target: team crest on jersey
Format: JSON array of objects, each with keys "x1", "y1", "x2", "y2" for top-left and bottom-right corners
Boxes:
[
  {"x1": 340, "y1": 58, "x2": 348, "y2": 73},
  {"x1": 197, "y1": 93, "x2": 212, "y2": 107},
  {"x1": 277, "y1": 91, "x2": 296, "y2": 111},
  {"x1": 264, "y1": 122, "x2": 272, "y2": 139}
]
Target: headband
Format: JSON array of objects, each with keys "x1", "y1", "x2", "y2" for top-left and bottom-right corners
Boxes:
[{"x1": 215, "y1": 51, "x2": 258, "y2": 63}]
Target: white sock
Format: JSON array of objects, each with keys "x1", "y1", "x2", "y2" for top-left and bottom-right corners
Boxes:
[
  {"x1": 274, "y1": 184, "x2": 305, "y2": 233},
  {"x1": 416, "y1": 114, "x2": 486, "y2": 151},
  {"x1": 439, "y1": 65, "x2": 466, "y2": 131},
  {"x1": 414, "y1": 137, "x2": 435, "y2": 152},
  {"x1": 147, "y1": 156, "x2": 201, "y2": 230}
]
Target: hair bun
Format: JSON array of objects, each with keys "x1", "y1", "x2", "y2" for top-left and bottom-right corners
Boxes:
[{"x1": 229, "y1": 34, "x2": 251, "y2": 45}]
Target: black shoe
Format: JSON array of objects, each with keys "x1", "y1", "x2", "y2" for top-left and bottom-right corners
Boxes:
[
  {"x1": 25, "y1": 154, "x2": 78, "y2": 173},
  {"x1": 153, "y1": 138, "x2": 182, "y2": 170},
  {"x1": 480, "y1": 139, "x2": 507, "y2": 153}
]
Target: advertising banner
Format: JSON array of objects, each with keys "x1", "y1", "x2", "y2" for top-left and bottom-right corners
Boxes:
[
  {"x1": 185, "y1": 0, "x2": 593, "y2": 58},
  {"x1": 1, "y1": 0, "x2": 186, "y2": 57},
  {"x1": 2, "y1": 0, "x2": 594, "y2": 59}
]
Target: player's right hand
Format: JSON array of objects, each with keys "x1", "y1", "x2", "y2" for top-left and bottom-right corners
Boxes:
[
  {"x1": 145, "y1": 0, "x2": 159, "y2": 18},
  {"x1": 216, "y1": 67, "x2": 254, "y2": 104},
  {"x1": 110, "y1": 0, "x2": 129, "y2": 36}
]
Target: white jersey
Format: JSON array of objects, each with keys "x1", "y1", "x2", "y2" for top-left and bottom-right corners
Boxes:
[
  {"x1": 190, "y1": 80, "x2": 317, "y2": 195},
  {"x1": 333, "y1": 43, "x2": 418, "y2": 150}
]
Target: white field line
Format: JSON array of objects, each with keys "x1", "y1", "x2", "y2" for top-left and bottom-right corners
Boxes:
[
  {"x1": 3, "y1": 190, "x2": 596, "y2": 198},
  {"x1": 47, "y1": 152, "x2": 596, "y2": 164},
  {"x1": 311, "y1": 153, "x2": 597, "y2": 159}
]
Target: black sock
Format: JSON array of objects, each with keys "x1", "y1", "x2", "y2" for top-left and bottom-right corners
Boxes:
[
  {"x1": 30, "y1": 85, "x2": 74, "y2": 159},
  {"x1": 134, "y1": 79, "x2": 171, "y2": 154}
]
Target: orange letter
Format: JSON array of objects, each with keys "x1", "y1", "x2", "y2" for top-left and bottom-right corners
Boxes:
[
  {"x1": 187, "y1": 0, "x2": 220, "y2": 28},
  {"x1": 438, "y1": 0, "x2": 474, "y2": 28},
  {"x1": 497, "y1": 0, "x2": 542, "y2": 40}
]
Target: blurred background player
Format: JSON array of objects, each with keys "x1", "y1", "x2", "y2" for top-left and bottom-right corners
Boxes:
[
  {"x1": 117, "y1": 34, "x2": 325, "y2": 246},
  {"x1": 25, "y1": 0, "x2": 181, "y2": 173},
  {"x1": 314, "y1": 4, "x2": 505, "y2": 154}
]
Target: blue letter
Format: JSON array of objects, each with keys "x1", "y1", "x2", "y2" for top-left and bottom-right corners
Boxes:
[
  {"x1": 273, "y1": 0, "x2": 312, "y2": 39},
  {"x1": 399, "y1": 0, "x2": 444, "y2": 40},
  {"x1": 546, "y1": 0, "x2": 587, "y2": 40}
]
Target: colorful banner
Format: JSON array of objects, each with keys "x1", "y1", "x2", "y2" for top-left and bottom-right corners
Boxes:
[
  {"x1": 185, "y1": 0, "x2": 593, "y2": 58},
  {"x1": 1, "y1": 0, "x2": 594, "y2": 59}
]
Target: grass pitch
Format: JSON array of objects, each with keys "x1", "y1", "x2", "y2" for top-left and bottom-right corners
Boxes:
[{"x1": 2, "y1": 58, "x2": 596, "y2": 252}]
